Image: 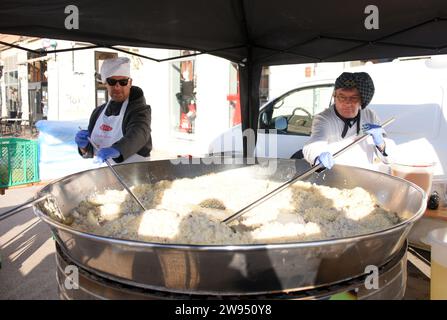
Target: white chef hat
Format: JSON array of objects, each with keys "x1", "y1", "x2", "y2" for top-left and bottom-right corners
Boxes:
[{"x1": 100, "y1": 57, "x2": 131, "y2": 83}]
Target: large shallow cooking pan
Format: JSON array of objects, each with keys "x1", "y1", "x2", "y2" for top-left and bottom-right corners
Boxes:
[{"x1": 14, "y1": 157, "x2": 427, "y2": 295}]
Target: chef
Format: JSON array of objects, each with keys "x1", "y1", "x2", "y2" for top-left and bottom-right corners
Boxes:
[
  {"x1": 303, "y1": 71, "x2": 393, "y2": 170},
  {"x1": 75, "y1": 57, "x2": 152, "y2": 163}
]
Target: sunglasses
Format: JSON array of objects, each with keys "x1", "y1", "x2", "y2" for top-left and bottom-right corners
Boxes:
[{"x1": 106, "y1": 78, "x2": 130, "y2": 86}]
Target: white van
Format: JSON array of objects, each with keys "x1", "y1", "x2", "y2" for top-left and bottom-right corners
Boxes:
[{"x1": 209, "y1": 57, "x2": 447, "y2": 197}]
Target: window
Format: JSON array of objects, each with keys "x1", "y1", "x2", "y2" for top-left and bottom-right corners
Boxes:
[
  {"x1": 170, "y1": 50, "x2": 197, "y2": 135},
  {"x1": 313, "y1": 86, "x2": 333, "y2": 115},
  {"x1": 260, "y1": 84, "x2": 334, "y2": 136},
  {"x1": 272, "y1": 89, "x2": 313, "y2": 119},
  {"x1": 5, "y1": 72, "x2": 19, "y2": 113},
  {"x1": 3, "y1": 55, "x2": 20, "y2": 114},
  {"x1": 27, "y1": 51, "x2": 48, "y2": 122},
  {"x1": 27, "y1": 51, "x2": 47, "y2": 83},
  {"x1": 228, "y1": 63, "x2": 240, "y2": 126},
  {"x1": 259, "y1": 66, "x2": 269, "y2": 106}
]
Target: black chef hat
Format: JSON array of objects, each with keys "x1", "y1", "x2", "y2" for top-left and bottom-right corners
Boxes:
[{"x1": 334, "y1": 72, "x2": 375, "y2": 108}]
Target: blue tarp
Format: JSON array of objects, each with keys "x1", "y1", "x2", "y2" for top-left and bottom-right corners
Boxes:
[{"x1": 36, "y1": 120, "x2": 99, "y2": 181}]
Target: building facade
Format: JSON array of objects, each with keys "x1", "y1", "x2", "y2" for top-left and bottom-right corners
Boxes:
[{"x1": 0, "y1": 37, "x2": 243, "y2": 155}]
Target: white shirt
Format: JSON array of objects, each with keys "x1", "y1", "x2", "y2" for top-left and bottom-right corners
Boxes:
[{"x1": 303, "y1": 107, "x2": 392, "y2": 170}]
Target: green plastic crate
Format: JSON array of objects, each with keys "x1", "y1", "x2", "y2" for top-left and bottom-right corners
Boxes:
[{"x1": 0, "y1": 138, "x2": 40, "y2": 188}]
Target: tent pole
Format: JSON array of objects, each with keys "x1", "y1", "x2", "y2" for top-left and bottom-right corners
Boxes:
[{"x1": 239, "y1": 47, "x2": 262, "y2": 158}]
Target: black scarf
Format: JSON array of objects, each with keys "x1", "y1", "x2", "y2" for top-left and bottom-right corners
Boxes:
[{"x1": 334, "y1": 105, "x2": 361, "y2": 138}]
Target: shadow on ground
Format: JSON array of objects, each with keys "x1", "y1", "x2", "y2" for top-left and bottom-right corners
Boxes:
[{"x1": 0, "y1": 206, "x2": 58, "y2": 300}]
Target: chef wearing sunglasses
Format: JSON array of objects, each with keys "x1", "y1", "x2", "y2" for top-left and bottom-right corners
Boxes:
[{"x1": 75, "y1": 57, "x2": 152, "y2": 164}]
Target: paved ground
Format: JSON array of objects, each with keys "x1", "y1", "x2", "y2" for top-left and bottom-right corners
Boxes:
[
  {"x1": 0, "y1": 183, "x2": 431, "y2": 300},
  {"x1": 0, "y1": 185, "x2": 58, "y2": 300}
]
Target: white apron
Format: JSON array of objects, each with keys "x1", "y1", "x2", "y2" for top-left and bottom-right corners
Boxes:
[{"x1": 90, "y1": 98, "x2": 149, "y2": 164}]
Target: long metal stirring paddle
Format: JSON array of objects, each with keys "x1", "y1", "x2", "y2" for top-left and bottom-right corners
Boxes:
[
  {"x1": 83, "y1": 134, "x2": 147, "y2": 212},
  {"x1": 222, "y1": 117, "x2": 395, "y2": 225}
]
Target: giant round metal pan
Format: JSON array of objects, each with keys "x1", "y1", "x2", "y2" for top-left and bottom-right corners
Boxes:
[{"x1": 32, "y1": 157, "x2": 426, "y2": 295}]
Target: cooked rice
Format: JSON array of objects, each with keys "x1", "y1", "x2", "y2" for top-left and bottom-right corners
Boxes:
[{"x1": 69, "y1": 171, "x2": 400, "y2": 245}]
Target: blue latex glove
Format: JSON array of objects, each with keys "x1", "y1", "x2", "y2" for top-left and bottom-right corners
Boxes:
[
  {"x1": 315, "y1": 152, "x2": 334, "y2": 169},
  {"x1": 94, "y1": 147, "x2": 120, "y2": 163},
  {"x1": 75, "y1": 130, "x2": 90, "y2": 148},
  {"x1": 362, "y1": 123, "x2": 384, "y2": 146}
]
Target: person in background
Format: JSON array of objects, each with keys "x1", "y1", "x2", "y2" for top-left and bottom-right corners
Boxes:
[
  {"x1": 75, "y1": 57, "x2": 152, "y2": 163},
  {"x1": 303, "y1": 72, "x2": 393, "y2": 170},
  {"x1": 42, "y1": 100, "x2": 48, "y2": 120}
]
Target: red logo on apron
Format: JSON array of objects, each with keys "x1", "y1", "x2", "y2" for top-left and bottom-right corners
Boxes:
[{"x1": 100, "y1": 124, "x2": 113, "y2": 131}]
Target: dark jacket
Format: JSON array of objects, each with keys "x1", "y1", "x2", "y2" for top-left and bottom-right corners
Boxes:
[{"x1": 80, "y1": 86, "x2": 152, "y2": 162}]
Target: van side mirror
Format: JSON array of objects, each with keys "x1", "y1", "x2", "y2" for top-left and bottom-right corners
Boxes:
[{"x1": 274, "y1": 116, "x2": 288, "y2": 131}]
